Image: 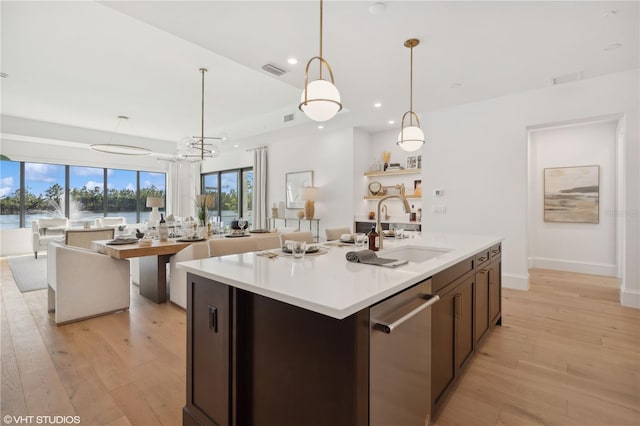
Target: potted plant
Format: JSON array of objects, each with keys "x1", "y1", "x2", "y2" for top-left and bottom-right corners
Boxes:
[{"x1": 195, "y1": 194, "x2": 214, "y2": 236}]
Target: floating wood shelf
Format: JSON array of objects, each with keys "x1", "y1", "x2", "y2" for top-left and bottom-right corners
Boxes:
[
  {"x1": 364, "y1": 195, "x2": 422, "y2": 200},
  {"x1": 364, "y1": 168, "x2": 421, "y2": 177}
]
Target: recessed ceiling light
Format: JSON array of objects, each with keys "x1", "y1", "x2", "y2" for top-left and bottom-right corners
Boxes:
[
  {"x1": 233, "y1": 144, "x2": 239, "y2": 148},
  {"x1": 287, "y1": 58, "x2": 298, "y2": 65},
  {"x1": 318, "y1": 125, "x2": 324, "y2": 129},
  {"x1": 450, "y1": 82, "x2": 462, "y2": 89},
  {"x1": 373, "y1": 102, "x2": 382, "y2": 108},
  {"x1": 0, "y1": 72, "x2": 8, "y2": 79},
  {"x1": 369, "y1": 3, "x2": 386, "y2": 15},
  {"x1": 604, "y1": 43, "x2": 622, "y2": 51},
  {"x1": 388, "y1": 120, "x2": 395, "y2": 125}
]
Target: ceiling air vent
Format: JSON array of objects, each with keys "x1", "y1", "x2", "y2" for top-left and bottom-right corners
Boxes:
[
  {"x1": 283, "y1": 113, "x2": 295, "y2": 123},
  {"x1": 262, "y1": 63, "x2": 287, "y2": 77}
]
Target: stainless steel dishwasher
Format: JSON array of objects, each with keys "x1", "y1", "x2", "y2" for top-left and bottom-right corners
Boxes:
[{"x1": 370, "y1": 278, "x2": 439, "y2": 426}]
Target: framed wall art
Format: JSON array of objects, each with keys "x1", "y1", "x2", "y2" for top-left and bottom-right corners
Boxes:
[
  {"x1": 544, "y1": 165, "x2": 599, "y2": 224},
  {"x1": 285, "y1": 170, "x2": 313, "y2": 209}
]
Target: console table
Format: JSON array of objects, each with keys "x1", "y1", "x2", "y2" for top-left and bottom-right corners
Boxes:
[{"x1": 269, "y1": 218, "x2": 320, "y2": 242}]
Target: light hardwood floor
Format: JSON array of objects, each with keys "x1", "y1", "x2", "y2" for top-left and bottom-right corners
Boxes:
[{"x1": 2, "y1": 260, "x2": 639, "y2": 425}]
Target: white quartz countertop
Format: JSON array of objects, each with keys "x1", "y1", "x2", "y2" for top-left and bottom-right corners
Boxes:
[{"x1": 177, "y1": 232, "x2": 503, "y2": 320}]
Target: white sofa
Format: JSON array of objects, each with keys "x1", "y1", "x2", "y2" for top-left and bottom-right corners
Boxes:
[
  {"x1": 95, "y1": 216, "x2": 127, "y2": 228},
  {"x1": 168, "y1": 233, "x2": 282, "y2": 309},
  {"x1": 47, "y1": 241, "x2": 130, "y2": 325},
  {"x1": 32, "y1": 217, "x2": 70, "y2": 259}
]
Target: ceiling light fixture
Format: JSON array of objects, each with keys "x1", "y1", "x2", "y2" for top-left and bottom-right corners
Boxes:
[
  {"x1": 374, "y1": 102, "x2": 382, "y2": 108},
  {"x1": 89, "y1": 116, "x2": 152, "y2": 156},
  {"x1": 299, "y1": 0, "x2": 342, "y2": 122},
  {"x1": 178, "y1": 68, "x2": 223, "y2": 161},
  {"x1": 397, "y1": 38, "x2": 425, "y2": 152},
  {"x1": 287, "y1": 58, "x2": 298, "y2": 65},
  {"x1": 388, "y1": 120, "x2": 395, "y2": 125}
]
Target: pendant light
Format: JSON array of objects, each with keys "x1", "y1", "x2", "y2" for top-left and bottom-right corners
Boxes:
[
  {"x1": 397, "y1": 38, "x2": 425, "y2": 152},
  {"x1": 298, "y1": 0, "x2": 342, "y2": 122},
  {"x1": 89, "y1": 115, "x2": 152, "y2": 156},
  {"x1": 172, "y1": 68, "x2": 223, "y2": 162}
]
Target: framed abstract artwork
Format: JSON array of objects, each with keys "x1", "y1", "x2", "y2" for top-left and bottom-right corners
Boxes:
[
  {"x1": 285, "y1": 170, "x2": 313, "y2": 209},
  {"x1": 544, "y1": 165, "x2": 599, "y2": 223}
]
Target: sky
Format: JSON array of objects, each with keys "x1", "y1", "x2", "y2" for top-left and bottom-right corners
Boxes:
[{"x1": 0, "y1": 161, "x2": 165, "y2": 198}]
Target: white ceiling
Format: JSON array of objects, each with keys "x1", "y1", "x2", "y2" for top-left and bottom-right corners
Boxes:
[{"x1": 1, "y1": 1, "x2": 638, "y2": 155}]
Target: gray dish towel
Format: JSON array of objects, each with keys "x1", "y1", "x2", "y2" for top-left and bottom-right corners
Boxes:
[{"x1": 345, "y1": 250, "x2": 408, "y2": 267}]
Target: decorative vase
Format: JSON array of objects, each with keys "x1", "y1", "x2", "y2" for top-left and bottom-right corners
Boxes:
[
  {"x1": 304, "y1": 200, "x2": 315, "y2": 219},
  {"x1": 297, "y1": 209, "x2": 305, "y2": 219},
  {"x1": 272, "y1": 207, "x2": 279, "y2": 218}
]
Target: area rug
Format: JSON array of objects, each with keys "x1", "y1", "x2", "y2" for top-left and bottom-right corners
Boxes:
[{"x1": 8, "y1": 254, "x2": 48, "y2": 292}]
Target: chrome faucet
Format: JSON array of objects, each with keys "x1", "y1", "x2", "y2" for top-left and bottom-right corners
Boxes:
[
  {"x1": 376, "y1": 186, "x2": 411, "y2": 250},
  {"x1": 381, "y1": 204, "x2": 389, "y2": 221}
]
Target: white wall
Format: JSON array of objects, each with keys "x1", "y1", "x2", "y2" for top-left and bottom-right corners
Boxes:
[
  {"x1": 418, "y1": 69, "x2": 639, "y2": 305},
  {"x1": 201, "y1": 128, "x2": 358, "y2": 240},
  {"x1": 267, "y1": 128, "x2": 356, "y2": 239},
  {"x1": 529, "y1": 120, "x2": 617, "y2": 276}
]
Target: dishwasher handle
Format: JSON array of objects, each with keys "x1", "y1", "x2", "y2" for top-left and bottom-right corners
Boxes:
[{"x1": 374, "y1": 294, "x2": 440, "y2": 334}]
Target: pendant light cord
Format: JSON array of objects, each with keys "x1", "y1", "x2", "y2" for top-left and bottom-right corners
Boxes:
[
  {"x1": 319, "y1": 0, "x2": 324, "y2": 80},
  {"x1": 200, "y1": 68, "x2": 207, "y2": 160},
  {"x1": 409, "y1": 44, "x2": 414, "y2": 126}
]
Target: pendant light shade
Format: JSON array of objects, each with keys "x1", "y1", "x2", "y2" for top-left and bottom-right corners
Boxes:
[
  {"x1": 397, "y1": 38, "x2": 425, "y2": 152},
  {"x1": 90, "y1": 115, "x2": 152, "y2": 156},
  {"x1": 298, "y1": 0, "x2": 342, "y2": 122}
]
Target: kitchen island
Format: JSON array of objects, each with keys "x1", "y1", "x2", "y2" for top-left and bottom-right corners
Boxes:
[{"x1": 178, "y1": 232, "x2": 503, "y2": 426}]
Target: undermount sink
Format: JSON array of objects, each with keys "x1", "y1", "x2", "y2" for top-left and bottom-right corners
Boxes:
[{"x1": 383, "y1": 245, "x2": 452, "y2": 263}]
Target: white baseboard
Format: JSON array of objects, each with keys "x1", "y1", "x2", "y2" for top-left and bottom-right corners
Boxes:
[
  {"x1": 502, "y1": 273, "x2": 529, "y2": 290},
  {"x1": 621, "y1": 287, "x2": 640, "y2": 309},
  {"x1": 529, "y1": 257, "x2": 616, "y2": 277}
]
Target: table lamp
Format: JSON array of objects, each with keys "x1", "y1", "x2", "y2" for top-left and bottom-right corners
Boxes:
[
  {"x1": 146, "y1": 197, "x2": 164, "y2": 224},
  {"x1": 301, "y1": 187, "x2": 319, "y2": 220}
]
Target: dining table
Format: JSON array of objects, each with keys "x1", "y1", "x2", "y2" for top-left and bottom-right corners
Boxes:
[{"x1": 94, "y1": 238, "x2": 193, "y2": 303}]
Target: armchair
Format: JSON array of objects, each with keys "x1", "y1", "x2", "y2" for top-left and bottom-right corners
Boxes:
[
  {"x1": 169, "y1": 241, "x2": 210, "y2": 309},
  {"x1": 47, "y1": 241, "x2": 130, "y2": 325},
  {"x1": 32, "y1": 217, "x2": 70, "y2": 259}
]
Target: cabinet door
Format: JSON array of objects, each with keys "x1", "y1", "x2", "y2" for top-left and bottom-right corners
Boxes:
[
  {"x1": 456, "y1": 276, "x2": 474, "y2": 372},
  {"x1": 475, "y1": 268, "x2": 490, "y2": 345},
  {"x1": 431, "y1": 289, "x2": 456, "y2": 410},
  {"x1": 489, "y1": 257, "x2": 502, "y2": 326},
  {"x1": 188, "y1": 275, "x2": 231, "y2": 426}
]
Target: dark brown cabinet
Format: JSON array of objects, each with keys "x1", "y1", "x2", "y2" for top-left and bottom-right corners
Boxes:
[
  {"x1": 432, "y1": 244, "x2": 502, "y2": 419},
  {"x1": 431, "y1": 273, "x2": 475, "y2": 414},
  {"x1": 185, "y1": 275, "x2": 232, "y2": 426},
  {"x1": 431, "y1": 287, "x2": 456, "y2": 409},
  {"x1": 489, "y1": 255, "x2": 502, "y2": 326},
  {"x1": 456, "y1": 276, "x2": 474, "y2": 371}
]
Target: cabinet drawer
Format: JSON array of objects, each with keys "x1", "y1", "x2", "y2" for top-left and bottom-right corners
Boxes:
[
  {"x1": 475, "y1": 250, "x2": 491, "y2": 267},
  {"x1": 490, "y1": 244, "x2": 501, "y2": 259},
  {"x1": 433, "y1": 256, "x2": 474, "y2": 293}
]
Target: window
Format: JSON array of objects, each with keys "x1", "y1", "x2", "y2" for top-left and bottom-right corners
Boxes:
[
  {"x1": 69, "y1": 166, "x2": 104, "y2": 224},
  {"x1": 0, "y1": 160, "x2": 21, "y2": 229},
  {"x1": 140, "y1": 171, "x2": 166, "y2": 223},
  {"x1": 107, "y1": 169, "x2": 137, "y2": 223},
  {"x1": 202, "y1": 167, "x2": 252, "y2": 226},
  {"x1": 25, "y1": 162, "x2": 66, "y2": 224},
  {"x1": 0, "y1": 161, "x2": 166, "y2": 228}
]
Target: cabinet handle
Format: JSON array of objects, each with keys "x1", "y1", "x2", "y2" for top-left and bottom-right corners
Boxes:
[
  {"x1": 374, "y1": 294, "x2": 440, "y2": 334},
  {"x1": 491, "y1": 249, "x2": 499, "y2": 255},
  {"x1": 208, "y1": 305, "x2": 218, "y2": 333},
  {"x1": 478, "y1": 256, "x2": 488, "y2": 263},
  {"x1": 479, "y1": 269, "x2": 488, "y2": 274},
  {"x1": 455, "y1": 293, "x2": 463, "y2": 319}
]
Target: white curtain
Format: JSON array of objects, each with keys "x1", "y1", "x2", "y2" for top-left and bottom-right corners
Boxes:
[
  {"x1": 253, "y1": 147, "x2": 268, "y2": 229},
  {"x1": 167, "y1": 160, "x2": 201, "y2": 220}
]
